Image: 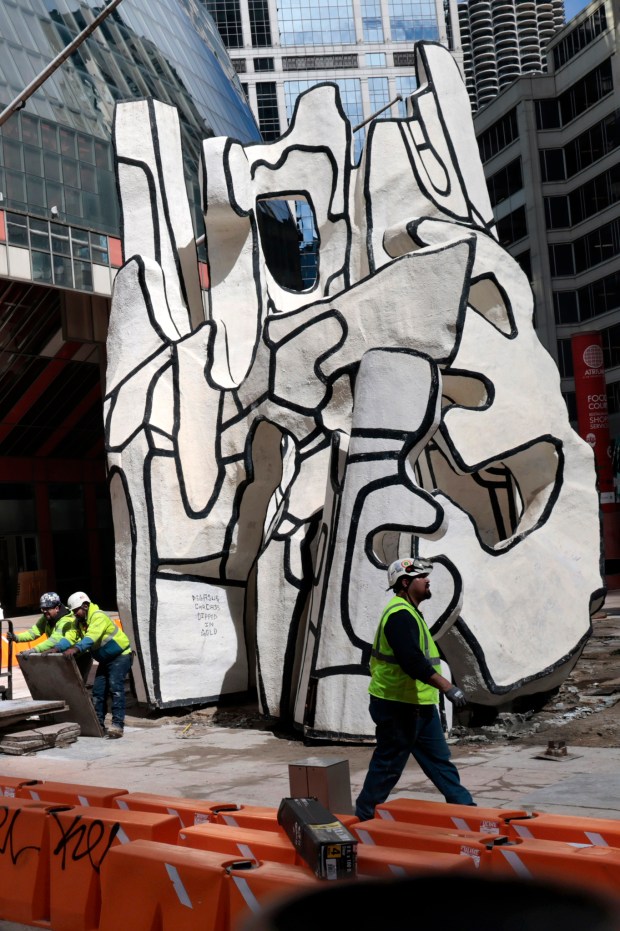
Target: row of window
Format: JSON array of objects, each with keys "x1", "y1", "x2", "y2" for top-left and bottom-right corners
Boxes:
[
  {"x1": 554, "y1": 269, "x2": 620, "y2": 325},
  {"x1": 552, "y1": 5, "x2": 607, "y2": 70},
  {"x1": 544, "y1": 163, "x2": 620, "y2": 230},
  {"x1": 233, "y1": 50, "x2": 416, "y2": 72},
  {"x1": 251, "y1": 75, "x2": 417, "y2": 148},
  {"x1": 535, "y1": 60, "x2": 613, "y2": 130},
  {"x1": 486, "y1": 158, "x2": 522, "y2": 208},
  {"x1": 548, "y1": 216, "x2": 620, "y2": 278},
  {"x1": 539, "y1": 110, "x2": 619, "y2": 183},
  {"x1": 4, "y1": 211, "x2": 114, "y2": 293},
  {"x1": 478, "y1": 109, "x2": 518, "y2": 164},
  {"x1": 496, "y1": 205, "x2": 527, "y2": 247},
  {"x1": 207, "y1": 0, "x2": 439, "y2": 49}
]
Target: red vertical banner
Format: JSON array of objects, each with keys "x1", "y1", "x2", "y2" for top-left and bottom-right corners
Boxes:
[{"x1": 571, "y1": 332, "x2": 615, "y2": 511}]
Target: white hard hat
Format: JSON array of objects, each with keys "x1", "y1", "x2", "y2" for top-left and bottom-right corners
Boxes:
[
  {"x1": 67, "y1": 591, "x2": 90, "y2": 611},
  {"x1": 387, "y1": 558, "x2": 433, "y2": 590}
]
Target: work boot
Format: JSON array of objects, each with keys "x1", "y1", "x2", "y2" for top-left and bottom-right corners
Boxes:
[{"x1": 106, "y1": 725, "x2": 123, "y2": 739}]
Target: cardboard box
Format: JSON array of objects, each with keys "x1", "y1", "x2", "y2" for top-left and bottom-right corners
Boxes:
[{"x1": 277, "y1": 797, "x2": 357, "y2": 880}]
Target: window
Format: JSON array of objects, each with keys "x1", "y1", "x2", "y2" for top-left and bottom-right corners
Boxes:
[
  {"x1": 361, "y1": 0, "x2": 383, "y2": 42},
  {"x1": 495, "y1": 206, "x2": 527, "y2": 247},
  {"x1": 203, "y1": 0, "x2": 243, "y2": 48},
  {"x1": 478, "y1": 109, "x2": 518, "y2": 163},
  {"x1": 556, "y1": 339, "x2": 574, "y2": 378},
  {"x1": 279, "y1": 0, "x2": 355, "y2": 46},
  {"x1": 487, "y1": 158, "x2": 522, "y2": 207},
  {"x1": 548, "y1": 243, "x2": 574, "y2": 277},
  {"x1": 553, "y1": 290, "x2": 579, "y2": 325},
  {"x1": 256, "y1": 82, "x2": 280, "y2": 141},
  {"x1": 536, "y1": 99, "x2": 561, "y2": 130},
  {"x1": 553, "y1": 6, "x2": 607, "y2": 70},
  {"x1": 559, "y1": 60, "x2": 613, "y2": 126},
  {"x1": 249, "y1": 0, "x2": 272, "y2": 47},
  {"x1": 254, "y1": 57, "x2": 274, "y2": 71},
  {"x1": 544, "y1": 196, "x2": 570, "y2": 230},
  {"x1": 388, "y1": 0, "x2": 439, "y2": 43},
  {"x1": 539, "y1": 149, "x2": 565, "y2": 182}
]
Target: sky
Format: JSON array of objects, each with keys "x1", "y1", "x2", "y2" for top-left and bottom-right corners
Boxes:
[{"x1": 564, "y1": 0, "x2": 590, "y2": 19}]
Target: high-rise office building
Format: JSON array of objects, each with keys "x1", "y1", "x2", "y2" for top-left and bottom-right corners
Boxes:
[
  {"x1": 472, "y1": 0, "x2": 620, "y2": 574},
  {"x1": 202, "y1": 0, "x2": 453, "y2": 149},
  {"x1": 0, "y1": 0, "x2": 268, "y2": 610},
  {"x1": 457, "y1": 1, "x2": 566, "y2": 112}
]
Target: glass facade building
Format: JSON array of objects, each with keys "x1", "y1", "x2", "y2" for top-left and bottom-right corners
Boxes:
[{"x1": 0, "y1": 0, "x2": 264, "y2": 612}]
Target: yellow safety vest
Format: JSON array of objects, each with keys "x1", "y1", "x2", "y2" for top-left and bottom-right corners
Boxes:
[{"x1": 369, "y1": 595, "x2": 441, "y2": 705}]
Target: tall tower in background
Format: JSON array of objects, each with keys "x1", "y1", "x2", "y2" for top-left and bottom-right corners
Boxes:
[
  {"x1": 457, "y1": 1, "x2": 565, "y2": 112},
  {"x1": 200, "y1": 0, "x2": 452, "y2": 145}
]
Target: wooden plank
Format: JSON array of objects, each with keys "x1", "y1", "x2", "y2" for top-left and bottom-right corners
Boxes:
[
  {"x1": 0, "y1": 698, "x2": 67, "y2": 730},
  {"x1": 17, "y1": 654, "x2": 104, "y2": 738}
]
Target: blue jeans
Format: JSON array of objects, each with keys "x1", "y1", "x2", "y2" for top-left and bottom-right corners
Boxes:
[
  {"x1": 355, "y1": 696, "x2": 474, "y2": 821},
  {"x1": 92, "y1": 652, "x2": 133, "y2": 730}
]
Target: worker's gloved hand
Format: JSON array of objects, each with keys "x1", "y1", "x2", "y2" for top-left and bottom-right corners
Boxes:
[
  {"x1": 445, "y1": 686, "x2": 467, "y2": 708},
  {"x1": 20, "y1": 649, "x2": 35, "y2": 659},
  {"x1": 62, "y1": 647, "x2": 79, "y2": 658},
  {"x1": 5, "y1": 630, "x2": 17, "y2": 642}
]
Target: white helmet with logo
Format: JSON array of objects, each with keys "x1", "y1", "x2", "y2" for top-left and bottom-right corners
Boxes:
[
  {"x1": 67, "y1": 591, "x2": 90, "y2": 612},
  {"x1": 387, "y1": 558, "x2": 433, "y2": 590}
]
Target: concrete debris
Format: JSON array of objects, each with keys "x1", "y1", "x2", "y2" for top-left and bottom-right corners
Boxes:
[{"x1": 0, "y1": 721, "x2": 81, "y2": 755}]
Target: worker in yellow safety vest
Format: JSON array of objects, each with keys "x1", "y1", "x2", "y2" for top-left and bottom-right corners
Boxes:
[
  {"x1": 355, "y1": 558, "x2": 475, "y2": 821},
  {"x1": 55, "y1": 592, "x2": 132, "y2": 739}
]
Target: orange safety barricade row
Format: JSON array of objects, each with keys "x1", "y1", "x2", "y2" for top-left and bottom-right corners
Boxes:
[
  {"x1": 356, "y1": 843, "x2": 478, "y2": 879},
  {"x1": 374, "y1": 797, "x2": 528, "y2": 836},
  {"x1": 0, "y1": 775, "x2": 40, "y2": 797},
  {"x1": 48, "y1": 805, "x2": 181, "y2": 931},
  {"x1": 0, "y1": 795, "x2": 64, "y2": 925},
  {"x1": 210, "y1": 802, "x2": 359, "y2": 833},
  {"x1": 487, "y1": 836, "x2": 620, "y2": 897},
  {"x1": 99, "y1": 840, "x2": 232, "y2": 931},
  {"x1": 114, "y1": 792, "x2": 230, "y2": 828},
  {"x1": 179, "y1": 822, "x2": 300, "y2": 865},
  {"x1": 18, "y1": 780, "x2": 129, "y2": 809},
  {"x1": 352, "y1": 817, "x2": 502, "y2": 869},
  {"x1": 504, "y1": 811, "x2": 620, "y2": 847}
]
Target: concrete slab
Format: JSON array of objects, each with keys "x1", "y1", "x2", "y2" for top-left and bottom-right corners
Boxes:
[{"x1": 17, "y1": 652, "x2": 103, "y2": 737}]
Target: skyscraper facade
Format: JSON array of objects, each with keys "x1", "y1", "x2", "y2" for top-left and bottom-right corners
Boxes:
[
  {"x1": 472, "y1": 0, "x2": 620, "y2": 569},
  {"x1": 0, "y1": 0, "x2": 266, "y2": 610},
  {"x1": 202, "y1": 0, "x2": 454, "y2": 148},
  {"x1": 457, "y1": 1, "x2": 566, "y2": 112}
]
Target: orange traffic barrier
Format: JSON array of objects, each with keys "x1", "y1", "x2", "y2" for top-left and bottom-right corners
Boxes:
[
  {"x1": 48, "y1": 805, "x2": 181, "y2": 931},
  {"x1": 487, "y1": 837, "x2": 620, "y2": 897},
  {"x1": 179, "y1": 822, "x2": 298, "y2": 865},
  {"x1": 505, "y1": 811, "x2": 620, "y2": 847},
  {"x1": 99, "y1": 839, "x2": 233, "y2": 931},
  {"x1": 225, "y1": 857, "x2": 319, "y2": 930},
  {"x1": 0, "y1": 796, "x2": 66, "y2": 925},
  {"x1": 1, "y1": 634, "x2": 45, "y2": 667},
  {"x1": 114, "y1": 792, "x2": 229, "y2": 828},
  {"x1": 356, "y1": 843, "x2": 478, "y2": 878},
  {"x1": 0, "y1": 775, "x2": 40, "y2": 797},
  {"x1": 374, "y1": 797, "x2": 528, "y2": 836},
  {"x1": 210, "y1": 803, "x2": 359, "y2": 833},
  {"x1": 352, "y1": 818, "x2": 502, "y2": 868},
  {"x1": 18, "y1": 780, "x2": 129, "y2": 808}
]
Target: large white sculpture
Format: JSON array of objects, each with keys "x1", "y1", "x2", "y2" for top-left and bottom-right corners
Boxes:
[{"x1": 105, "y1": 42, "x2": 604, "y2": 739}]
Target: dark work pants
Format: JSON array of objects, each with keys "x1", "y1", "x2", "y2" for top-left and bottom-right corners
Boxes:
[
  {"x1": 355, "y1": 696, "x2": 474, "y2": 821},
  {"x1": 92, "y1": 652, "x2": 133, "y2": 729}
]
